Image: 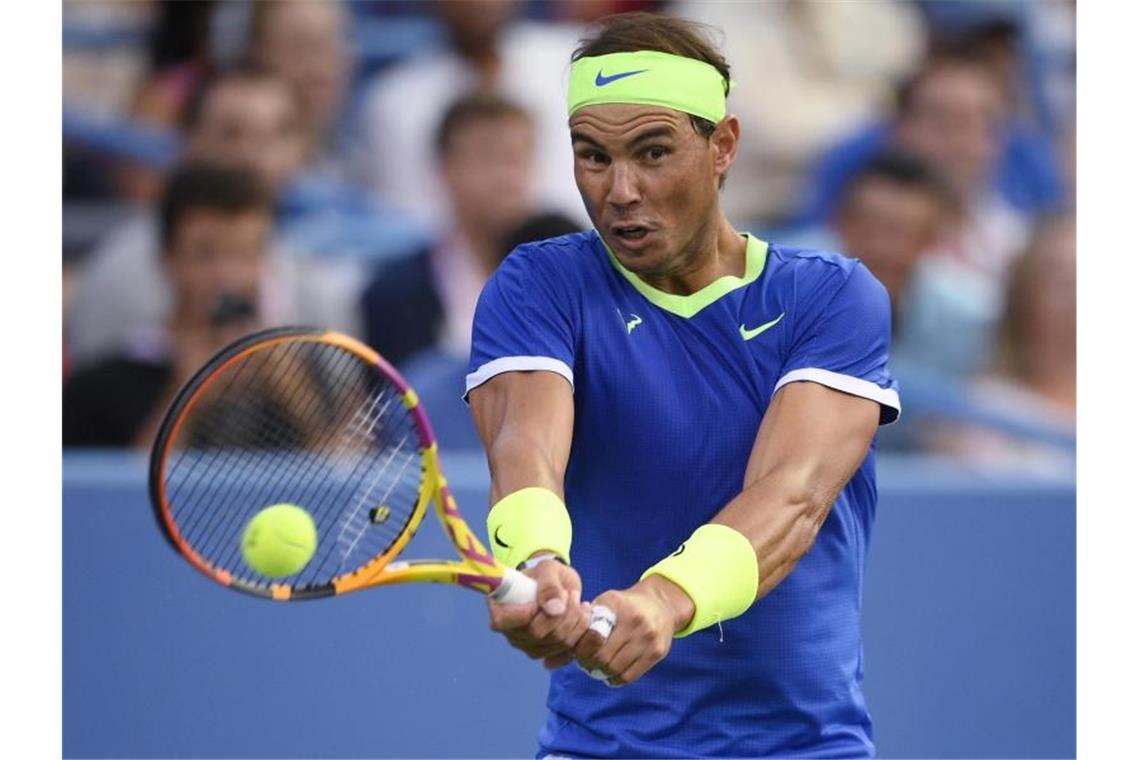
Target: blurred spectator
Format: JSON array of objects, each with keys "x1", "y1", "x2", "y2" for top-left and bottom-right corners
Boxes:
[
  {"x1": 248, "y1": 0, "x2": 354, "y2": 180},
  {"x1": 64, "y1": 165, "x2": 272, "y2": 448},
  {"x1": 916, "y1": 0, "x2": 1075, "y2": 140},
  {"x1": 133, "y1": 1, "x2": 217, "y2": 127},
  {"x1": 354, "y1": 0, "x2": 588, "y2": 232},
  {"x1": 118, "y1": 1, "x2": 218, "y2": 201},
  {"x1": 362, "y1": 94, "x2": 556, "y2": 366},
  {"x1": 66, "y1": 67, "x2": 360, "y2": 368},
  {"x1": 918, "y1": 214, "x2": 1076, "y2": 467},
  {"x1": 181, "y1": 67, "x2": 307, "y2": 193},
  {"x1": 831, "y1": 151, "x2": 959, "y2": 329},
  {"x1": 400, "y1": 206, "x2": 585, "y2": 450},
  {"x1": 799, "y1": 45, "x2": 1064, "y2": 229},
  {"x1": 679, "y1": 0, "x2": 925, "y2": 228},
  {"x1": 989, "y1": 214, "x2": 1077, "y2": 416},
  {"x1": 799, "y1": 49, "x2": 1051, "y2": 378}
]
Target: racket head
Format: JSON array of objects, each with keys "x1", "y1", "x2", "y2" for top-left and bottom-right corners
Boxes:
[{"x1": 147, "y1": 327, "x2": 504, "y2": 600}]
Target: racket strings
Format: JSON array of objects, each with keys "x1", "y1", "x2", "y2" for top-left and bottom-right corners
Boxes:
[
  {"x1": 178, "y1": 341, "x2": 353, "y2": 564},
  {"x1": 202, "y1": 344, "x2": 374, "y2": 575},
  {"x1": 160, "y1": 339, "x2": 427, "y2": 588}
]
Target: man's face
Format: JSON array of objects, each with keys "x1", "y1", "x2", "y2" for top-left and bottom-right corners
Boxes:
[
  {"x1": 834, "y1": 177, "x2": 948, "y2": 303},
  {"x1": 441, "y1": 115, "x2": 536, "y2": 239},
  {"x1": 255, "y1": 1, "x2": 351, "y2": 136},
  {"x1": 187, "y1": 80, "x2": 305, "y2": 191},
  {"x1": 570, "y1": 104, "x2": 733, "y2": 279},
  {"x1": 164, "y1": 208, "x2": 270, "y2": 326},
  {"x1": 895, "y1": 64, "x2": 1005, "y2": 197}
]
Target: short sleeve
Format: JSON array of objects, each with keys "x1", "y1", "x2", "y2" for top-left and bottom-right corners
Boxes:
[
  {"x1": 776, "y1": 261, "x2": 901, "y2": 425},
  {"x1": 464, "y1": 246, "x2": 578, "y2": 400}
]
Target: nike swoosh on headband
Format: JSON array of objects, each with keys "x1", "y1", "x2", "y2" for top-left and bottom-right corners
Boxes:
[{"x1": 595, "y1": 69, "x2": 649, "y2": 87}]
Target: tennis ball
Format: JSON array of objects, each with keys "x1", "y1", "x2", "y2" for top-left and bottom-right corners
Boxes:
[{"x1": 241, "y1": 504, "x2": 318, "y2": 578}]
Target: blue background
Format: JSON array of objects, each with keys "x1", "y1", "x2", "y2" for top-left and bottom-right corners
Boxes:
[{"x1": 64, "y1": 452, "x2": 1074, "y2": 758}]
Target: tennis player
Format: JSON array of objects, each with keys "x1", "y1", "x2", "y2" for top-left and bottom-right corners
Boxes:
[{"x1": 466, "y1": 13, "x2": 900, "y2": 758}]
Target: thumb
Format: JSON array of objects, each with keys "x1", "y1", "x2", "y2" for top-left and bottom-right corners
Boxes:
[{"x1": 536, "y1": 572, "x2": 568, "y2": 616}]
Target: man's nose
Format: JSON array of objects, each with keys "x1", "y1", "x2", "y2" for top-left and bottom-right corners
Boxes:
[{"x1": 606, "y1": 161, "x2": 641, "y2": 208}]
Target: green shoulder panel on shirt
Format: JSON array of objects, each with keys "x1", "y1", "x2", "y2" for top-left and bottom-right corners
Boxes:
[{"x1": 602, "y1": 234, "x2": 768, "y2": 319}]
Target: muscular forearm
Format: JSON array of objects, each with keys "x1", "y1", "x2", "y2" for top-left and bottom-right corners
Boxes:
[
  {"x1": 471, "y1": 372, "x2": 574, "y2": 504},
  {"x1": 486, "y1": 430, "x2": 566, "y2": 503},
  {"x1": 711, "y1": 469, "x2": 837, "y2": 600}
]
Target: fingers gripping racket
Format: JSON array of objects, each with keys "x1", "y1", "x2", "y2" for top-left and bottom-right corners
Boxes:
[{"x1": 148, "y1": 327, "x2": 613, "y2": 670}]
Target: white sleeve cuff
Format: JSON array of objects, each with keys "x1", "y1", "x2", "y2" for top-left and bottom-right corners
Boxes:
[
  {"x1": 463, "y1": 356, "x2": 575, "y2": 402},
  {"x1": 774, "y1": 368, "x2": 901, "y2": 425}
]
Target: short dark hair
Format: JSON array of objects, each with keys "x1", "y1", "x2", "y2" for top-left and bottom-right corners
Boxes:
[
  {"x1": 842, "y1": 150, "x2": 960, "y2": 214},
  {"x1": 435, "y1": 93, "x2": 532, "y2": 157},
  {"x1": 181, "y1": 66, "x2": 294, "y2": 131},
  {"x1": 571, "y1": 12, "x2": 731, "y2": 140},
  {"x1": 499, "y1": 212, "x2": 583, "y2": 262},
  {"x1": 159, "y1": 163, "x2": 273, "y2": 249}
]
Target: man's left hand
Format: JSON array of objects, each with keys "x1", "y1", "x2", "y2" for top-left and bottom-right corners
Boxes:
[{"x1": 573, "y1": 575, "x2": 695, "y2": 686}]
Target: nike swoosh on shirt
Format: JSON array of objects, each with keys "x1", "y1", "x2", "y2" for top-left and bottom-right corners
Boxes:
[
  {"x1": 739, "y1": 312, "x2": 785, "y2": 341},
  {"x1": 493, "y1": 526, "x2": 510, "y2": 549},
  {"x1": 595, "y1": 69, "x2": 649, "y2": 87}
]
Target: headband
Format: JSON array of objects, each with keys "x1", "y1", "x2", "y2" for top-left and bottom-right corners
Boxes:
[{"x1": 567, "y1": 50, "x2": 729, "y2": 123}]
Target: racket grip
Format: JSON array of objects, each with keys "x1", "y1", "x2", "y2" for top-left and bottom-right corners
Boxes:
[{"x1": 489, "y1": 567, "x2": 538, "y2": 604}]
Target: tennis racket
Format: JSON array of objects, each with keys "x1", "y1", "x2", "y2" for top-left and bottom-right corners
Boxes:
[{"x1": 147, "y1": 327, "x2": 614, "y2": 662}]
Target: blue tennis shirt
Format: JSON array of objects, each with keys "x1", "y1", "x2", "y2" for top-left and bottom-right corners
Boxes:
[{"x1": 466, "y1": 231, "x2": 900, "y2": 758}]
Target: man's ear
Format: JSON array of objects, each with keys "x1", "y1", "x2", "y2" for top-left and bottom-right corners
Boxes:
[{"x1": 711, "y1": 114, "x2": 740, "y2": 181}]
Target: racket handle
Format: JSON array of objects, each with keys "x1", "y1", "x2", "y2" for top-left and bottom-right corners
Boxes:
[{"x1": 489, "y1": 567, "x2": 538, "y2": 604}]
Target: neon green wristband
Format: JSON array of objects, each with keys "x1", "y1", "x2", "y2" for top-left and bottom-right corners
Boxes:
[
  {"x1": 486, "y1": 487, "x2": 572, "y2": 569},
  {"x1": 640, "y1": 524, "x2": 759, "y2": 637}
]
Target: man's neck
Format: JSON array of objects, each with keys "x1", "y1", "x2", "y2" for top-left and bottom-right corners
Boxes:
[{"x1": 639, "y1": 215, "x2": 746, "y2": 296}]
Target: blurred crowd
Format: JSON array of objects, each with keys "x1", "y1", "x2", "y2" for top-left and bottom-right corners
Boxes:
[{"x1": 62, "y1": 0, "x2": 1076, "y2": 470}]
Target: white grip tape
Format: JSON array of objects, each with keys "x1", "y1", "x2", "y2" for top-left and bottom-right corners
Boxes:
[
  {"x1": 579, "y1": 605, "x2": 616, "y2": 683},
  {"x1": 489, "y1": 567, "x2": 538, "y2": 604},
  {"x1": 491, "y1": 572, "x2": 616, "y2": 685}
]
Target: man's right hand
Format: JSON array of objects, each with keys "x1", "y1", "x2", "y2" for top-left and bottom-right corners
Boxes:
[{"x1": 488, "y1": 559, "x2": 593, "y2": 669}]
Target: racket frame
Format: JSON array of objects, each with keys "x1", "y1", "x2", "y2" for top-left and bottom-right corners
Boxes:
[{"x1": 148, "y1": 327, "x2": 515, "y2": 602}]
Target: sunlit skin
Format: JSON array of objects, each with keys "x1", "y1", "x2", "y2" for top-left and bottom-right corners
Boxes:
[{"x1": 569, "y1": 104, "x2": 745, "y2": 295}]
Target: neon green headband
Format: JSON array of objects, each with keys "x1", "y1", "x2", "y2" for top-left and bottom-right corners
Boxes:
[{"x1": 567, "y1": 50, "x2": 729, "y2": 123}]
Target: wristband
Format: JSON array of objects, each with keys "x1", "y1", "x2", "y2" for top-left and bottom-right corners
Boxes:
[
  {"x1": 487, "y1": 487, "x2": 572, "y2": 570},
  {"x1": 640, "y1": 524, "x2": 758, "y2": 637}
]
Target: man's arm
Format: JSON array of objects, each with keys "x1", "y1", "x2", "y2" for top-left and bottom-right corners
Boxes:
[
  {"x1": 469, "y1": 370, "x2": 593, "y2": 668},
  {"x1": 575, "y1": 381, "x2": 881, "y2": 685},
  {"x1": 471, "y1": 371, "x2": 574, "y2": 502}
]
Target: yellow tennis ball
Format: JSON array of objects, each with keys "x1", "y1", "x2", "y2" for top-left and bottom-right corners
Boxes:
[{"x1": 241, "y1": 504, "x2": 318, "y2": 578}]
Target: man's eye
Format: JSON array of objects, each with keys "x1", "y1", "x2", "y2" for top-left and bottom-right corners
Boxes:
[
  {"x1": 646, "y1": 146, "x2": 668, "y2": 161},
  {"x1": 587, "y1": 151, "x2": 608, "y2": 164}
]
